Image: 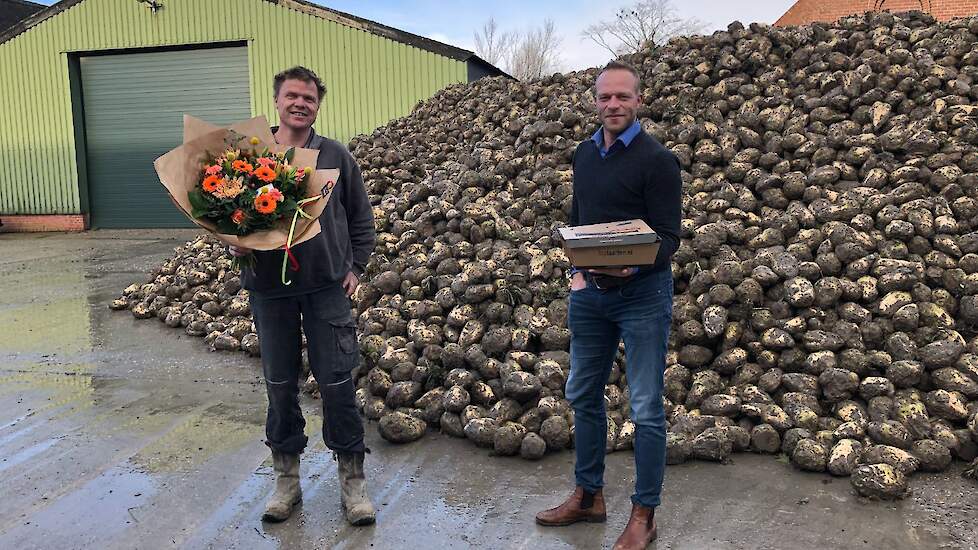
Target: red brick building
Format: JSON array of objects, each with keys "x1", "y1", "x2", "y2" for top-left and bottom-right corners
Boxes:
[{"x1": 775, "y1": 0, "x2": 978, "y2": 26}]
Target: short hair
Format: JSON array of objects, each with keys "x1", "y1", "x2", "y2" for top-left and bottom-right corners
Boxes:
[
  {"x1": 273, "y1": 66, "x2": 326, "y2": 101},
  {"x1": 596, "y1": 60, "x2": 641, "y2": 93}
]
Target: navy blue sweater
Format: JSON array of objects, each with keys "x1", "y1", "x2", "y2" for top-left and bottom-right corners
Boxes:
[{"x1": 570, "y1": 130, "x2": 682, "y2": 273}]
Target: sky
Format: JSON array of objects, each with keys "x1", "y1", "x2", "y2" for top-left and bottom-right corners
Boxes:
[
  {"x1": 311, "y1": 0, "x2": 798, "y2": 71},
  {"x1": 34, "y1": 0, "x2": 798, "y2": 71}
]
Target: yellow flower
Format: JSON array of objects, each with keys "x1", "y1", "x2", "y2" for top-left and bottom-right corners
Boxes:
[
  {"x1": 224, "y1": 149, "x2": 239, "y2": 161},
  {"x1": 304, "y1": 166, "x2": 312, "y2": 174},
  {"x1": 250, "y1": 137, "x2": 260, "y2": 145}
]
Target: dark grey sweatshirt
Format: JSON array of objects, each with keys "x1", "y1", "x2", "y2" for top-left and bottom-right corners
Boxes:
[{"x1": 241, "y1": 128, "x2": 375, "y2": 298}]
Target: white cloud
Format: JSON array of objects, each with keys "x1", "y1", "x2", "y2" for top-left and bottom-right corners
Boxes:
[
  {"x1": 560, "y1": 34, "x2": 617, "y2": 72},
  {"x1": 425, "y1": 32, "x2": 476, "y2": 52}
]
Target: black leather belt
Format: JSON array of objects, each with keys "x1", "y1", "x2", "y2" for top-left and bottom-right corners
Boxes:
[{"x1": 589, "y1": 272, "x2": 635, "y2": 289}]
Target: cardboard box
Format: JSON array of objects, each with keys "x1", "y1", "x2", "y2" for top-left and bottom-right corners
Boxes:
[{"x1": 558, "y1": 219, "x2": 661, "y2": 267}]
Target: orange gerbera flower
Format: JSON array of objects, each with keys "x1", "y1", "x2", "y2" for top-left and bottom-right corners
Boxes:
[
  {"x1": 231, "y1": 209, "x2": 246, "y2": 225},
  {"x1": 202, "y1": 175, "x2": 222, "y2": 193},
  {"x1": 232, "y1": 160, "x2": 253, "y2": 174},
  {"x1": 254, "y1": 165, "x2": 277, "y2": 183},
  {"x1": 254, "y1": 195, "x2": 278, "y2": 214}
]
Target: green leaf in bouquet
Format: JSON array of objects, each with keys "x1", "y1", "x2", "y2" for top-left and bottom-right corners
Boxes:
[
  {"x1": 188, "y1": 189, "x2": 212, "y2": 218},
  {"x1": 188, "y1": 188, "x2": 208, "y2": 208},
  {"x1": 284, "y1": 147, "x2": 295, "y2": 163},
  {"x1": 215, "y1": 218, "x2": 240, "y2": 234}
]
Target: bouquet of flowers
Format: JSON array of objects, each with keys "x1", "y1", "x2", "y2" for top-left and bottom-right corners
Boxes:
[
  {"x1": 154, "y1": 115, "x2": 338, "y2": 284},
  {"x1": 190, "y1": 138, "x2": 310, "y2": 236}
]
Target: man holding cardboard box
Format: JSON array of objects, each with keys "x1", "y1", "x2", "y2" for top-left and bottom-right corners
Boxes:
[{"x1": 535, "y1": 60, "x2": 682, "y2": 550}]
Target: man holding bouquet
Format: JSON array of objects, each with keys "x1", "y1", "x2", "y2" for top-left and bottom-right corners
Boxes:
[{"x1": 231, "y1": 66, "x2": 376, "y2": 526}]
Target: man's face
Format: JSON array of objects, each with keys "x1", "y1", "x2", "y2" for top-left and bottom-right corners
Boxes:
[
  {"x1": 275, "y1": 78, "x2": 320, "y2": 131},
  {"x1": 595, "y1": 69, "x2": 641, "y2": 135}
]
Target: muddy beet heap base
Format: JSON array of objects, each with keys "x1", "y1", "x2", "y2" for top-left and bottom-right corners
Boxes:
[{"x1": 113, "y1": 11, "x2": 978, "y2": 500}]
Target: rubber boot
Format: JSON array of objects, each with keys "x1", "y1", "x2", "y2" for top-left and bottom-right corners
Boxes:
[
  {"x1": 262, "y1": 452, "x2": 301, "y2": 522},
  {"x1": 337, "y1": 452, "x2": 376, "y2": 526}
]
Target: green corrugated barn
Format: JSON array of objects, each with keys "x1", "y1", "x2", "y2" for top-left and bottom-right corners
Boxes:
[{"x1": 0, "y1": 0, "x2": 503, "y2": 230}]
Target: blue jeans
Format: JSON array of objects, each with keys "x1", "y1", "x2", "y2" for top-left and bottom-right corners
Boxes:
[{"x1": 566, "y1": 268, "x2": 673, "y2": 508}]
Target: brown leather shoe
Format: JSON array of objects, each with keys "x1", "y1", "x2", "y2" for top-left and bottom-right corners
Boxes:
[
  {"x1": 535, "y1": 487, "x2": 606, "y2": 526},
  {"x1": 612, "y1": 503, "x2": 657, "y2": 550}
]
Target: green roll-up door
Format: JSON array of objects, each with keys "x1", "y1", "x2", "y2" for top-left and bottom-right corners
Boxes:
[{"x1": 80, "y1": 47, "x2": 251, "y2": 228}]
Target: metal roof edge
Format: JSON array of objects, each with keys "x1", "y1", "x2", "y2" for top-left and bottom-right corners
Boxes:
[
  {"x1": 465, "y1": 53, "x2": 513, "y2": 79},
  {"x1": 1, "y1": 0, "x2": 505, "y2": 79},
  {"x1": 270, "y1": 0, "x2": 477, "y2": 61},
  {"x1": 0, "y1": 0, "x2": 84, "y2": 45}
]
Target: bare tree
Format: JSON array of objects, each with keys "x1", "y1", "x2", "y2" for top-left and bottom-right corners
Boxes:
[
  {"x1": 509, "y1": 19, "x2": 563, "y2": 81},
  {"x1": 582, "y1": 0, "x2": 706, "y2": 57},
  {"x1": 474, "y1": 18, "x2": 515, "y2": 67}
]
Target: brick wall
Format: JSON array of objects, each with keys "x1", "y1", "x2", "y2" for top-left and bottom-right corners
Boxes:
[
  {"x1": 775, "y1": 0, "x2": 978, "y2": 26},
  {"x1": 0, "y1": 215, "x2": 88, "y2": 232}
]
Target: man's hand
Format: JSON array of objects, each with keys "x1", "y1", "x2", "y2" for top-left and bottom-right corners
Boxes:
[
  {"x1": 570, "y1": 271, "x2": 587, "y2": 291},
  {"x1": 587, "y1": 267, "x2": 636, "y2": 278},
  {"x1": 229, "y1": 245, "x2": 252, "y2": 257},
  {"x1": 342, "y1": 271, "x2": 360, "y2": 297}
]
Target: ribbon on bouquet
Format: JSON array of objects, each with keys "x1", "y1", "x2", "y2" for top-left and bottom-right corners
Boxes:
[{"x1": 281, "y1": 181, "x2": 335, "y2": 285}]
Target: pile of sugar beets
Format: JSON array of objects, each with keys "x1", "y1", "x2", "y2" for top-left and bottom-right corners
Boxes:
[{"x1": 114, "y1": 10, "x2": 978, "y2": 499}]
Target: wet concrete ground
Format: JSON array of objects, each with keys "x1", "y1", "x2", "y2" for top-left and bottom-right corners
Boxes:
[{"x1": 1, "y1": 230, "x2": 976, "y2": 550}]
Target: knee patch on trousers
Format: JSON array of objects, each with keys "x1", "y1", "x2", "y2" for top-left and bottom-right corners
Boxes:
[{"x1": 320, "y1": 376, "x2": 365, "y2": 454}]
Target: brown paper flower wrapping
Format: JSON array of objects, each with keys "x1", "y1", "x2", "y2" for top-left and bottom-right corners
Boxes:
[{"x1": 154, "y1": 115, "x2": 337, "y2": 251}]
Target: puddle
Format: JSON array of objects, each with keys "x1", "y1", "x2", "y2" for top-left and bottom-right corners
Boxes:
[
  {"x1": 130, "y1": 403, "x2": 263, "y2": 474},
  {"x1": 0, "y1": 297, "x2": 93, "y2": 356},
  {"x1": 0, "y1": 466, "x2": 157, "y2": 548}
]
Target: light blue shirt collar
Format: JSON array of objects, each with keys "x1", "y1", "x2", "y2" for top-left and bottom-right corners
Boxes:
[{"x1": 591, "y1": 119, "x2": 641, "y2": 158}]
